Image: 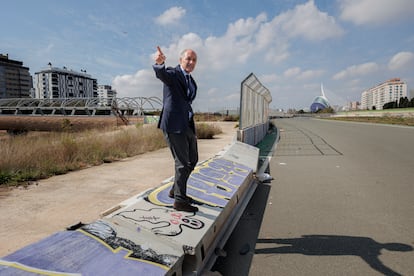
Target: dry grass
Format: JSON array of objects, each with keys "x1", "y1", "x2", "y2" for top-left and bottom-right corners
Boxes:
[
  {"x1": 326, "y1": 116, "x2": 414, "y2": 126},
  {"x1": 0, "y1": 122, "x2": 223, "y2": 186},
  {"x1": 0, "y1": 124, "x2": 165, "y2": 185},
  {"x1": 196, "y1": 122, "x2": 223, "y2": 139},
  {"x1": 195, "y1": 113, "x2": 239, "y2": 122}
]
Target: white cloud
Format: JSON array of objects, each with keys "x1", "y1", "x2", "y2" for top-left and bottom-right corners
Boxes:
[
  {"x1": 339, "y1": 0, "x2": 414, "y2": 25},
  {"x1": 254, "y1": 0, "x2": 343, "y2": 63},
  {"x1": 388, "y1": 51, "x2": 414, "y2": 71},
  {"x1": 297, "y1": 69, "x2": 324, "y2": 80},
  {"x1": 333, "y1": 62, "x2": 380, "y2": 80},
  {"x1": 112, "y1": 69, "x2": 161, "y2": 98},
  {"x1": 158, "y1": 33, "x2": 204, "y2": 62},
  {"x1": 155, "y1": 6, "x2": 186, "y2": 26},
  {"x1": 200, "y1": 13, "x2": 268, "y2": 69},
  {"x1": 284, "y1": 67, "x2": 301, "y2": 78},
  {"x1": 278, "y1": 0, "x2": 344, "y2": 41},
  {"x1": 264, "y1": 45, "x2": 290, "y2": 64},
  {"x1": 228, "y1": 13, "x2": 267, "y2": 38},
  {"x1": 283, "y1": 67, "x2": 324, "y2": 80},
  {"x1": 112, "y1": 2, "x2": 348, "y2": 109},
  {"x1": 260, "y1": 73, "x2": 281, "y2": 84}
]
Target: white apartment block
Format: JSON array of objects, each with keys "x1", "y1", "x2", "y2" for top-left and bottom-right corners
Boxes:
[
  {"x1": 345, "y1": 101, "x2": 360, "y2": 111},
  {"x1": 97, "y1": 84, "x2": 117, "y2": 106},
  {"x1": 360, "y1": 78, "x2": 408, "y2": 110},
  {"x1": 34, "y1": 64, "x2": 97, "y2": 99}
]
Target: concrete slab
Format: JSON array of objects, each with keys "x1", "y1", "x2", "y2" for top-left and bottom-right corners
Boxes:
[
  {"x1": 221, "y1": 141, "x2": 259, "y2": 172},
  {"x1": 0, "y1": 230, "x2": 170, "y2": 276}
]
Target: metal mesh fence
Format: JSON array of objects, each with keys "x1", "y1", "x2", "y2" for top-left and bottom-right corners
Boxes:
[{"x1": 238, "y1": 73, "x2": 272, "y2": 145}]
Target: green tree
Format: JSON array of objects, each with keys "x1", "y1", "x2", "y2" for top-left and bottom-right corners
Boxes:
[{"x1": 398, "y1": 97, "x2": 409, "y2": 108}]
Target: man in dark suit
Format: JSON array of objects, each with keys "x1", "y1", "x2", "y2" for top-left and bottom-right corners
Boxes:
[{"x1": 153, "y1": 46, "x2": 199, "y2": 212}]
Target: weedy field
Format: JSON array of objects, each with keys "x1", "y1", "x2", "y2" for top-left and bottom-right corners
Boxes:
[
  {"x1": 0, "y1": 115, "x2": 223, "y2": 186},
  {"x1": 326, "y1": 116, "x2": 414, "y2": 126}
]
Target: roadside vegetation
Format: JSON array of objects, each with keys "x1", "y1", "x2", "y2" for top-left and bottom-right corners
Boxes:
[
  {"x1": 0, "y1": 121, "x2": 224, "y2": 186},
  {"x1": 325, "y1": 116, "x2": 414, "y2": 126}
]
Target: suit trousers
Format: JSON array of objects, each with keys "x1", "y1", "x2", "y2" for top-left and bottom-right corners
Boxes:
[{"x1": 164, "y1": 127, "x2": 198, "y2": 203}]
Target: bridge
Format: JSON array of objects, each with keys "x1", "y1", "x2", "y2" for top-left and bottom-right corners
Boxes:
[
  {"x1": 0, "y1": 97, "x2": 163, "y2": 132},
  {"x1": 0, "y1": 97, "x2": 162, "y2": 116}
]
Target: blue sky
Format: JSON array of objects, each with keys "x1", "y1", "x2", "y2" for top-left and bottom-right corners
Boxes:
[{"x1": 2, "y1": 0, "x2": 414, "y2": 111}]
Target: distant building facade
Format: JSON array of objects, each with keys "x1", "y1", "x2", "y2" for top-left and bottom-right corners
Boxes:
[
  {"x1": 346, "y1": 101, "x2": 360, "y2": 111},
  {"x1": 310, "y1": 96, "x2": 330, "y2": 112},
  {"x1": 97, "y1": 84, "x2": 117, "y2": 106},
  {"x1": 0, "y1": 54, "x2": 33, "y2": 98},
  {"x1": 310, "y1": 84, "x2": 330, "y2": 112},
  {"x1": 34, "y1": 64, "x2": 97, "y2": 99},
  {"x1": 361, "y1": 78, "x2": 408, "y2": 110}
]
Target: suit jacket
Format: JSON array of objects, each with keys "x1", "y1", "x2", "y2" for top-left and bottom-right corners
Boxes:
[{"x1": 153, "y1": 64, "x2": 197, "y2": 133}]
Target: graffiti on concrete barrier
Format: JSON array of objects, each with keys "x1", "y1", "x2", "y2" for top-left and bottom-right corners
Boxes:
[
  {"x1": 114, "y1": 207, "x2": 205, "y2": 236},
  {"x1": 81, "y1": 220, "x2": 179, "y2": 267},
  {"x1": 147, "y1": 158, "x2": 251, "y2": 208}
]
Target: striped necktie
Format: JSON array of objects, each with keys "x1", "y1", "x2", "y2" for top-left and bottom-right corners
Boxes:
[{"x1": 186, "y1": 75, "x2": 191, "y2": 97}]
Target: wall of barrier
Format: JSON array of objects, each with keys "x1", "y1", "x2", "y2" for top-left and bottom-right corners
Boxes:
[
  {"x1": 237, "y1": 73, "x2": 272, "y2": 145},
  {"x1": 0, "y1": 141, "x2": 259, "y2": 276}
]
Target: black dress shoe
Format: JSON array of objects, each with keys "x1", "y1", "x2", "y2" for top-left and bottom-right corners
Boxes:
[
  {"x1": 169, "y1": 190, "x2": 195, "y2": 203},
  {"x1": 173, "y1": 201, "x2": 199, "y2": 212}
]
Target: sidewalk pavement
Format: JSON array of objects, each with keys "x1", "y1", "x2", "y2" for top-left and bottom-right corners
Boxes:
[{"x1": 0, "y1": 121, "x2": 238, "y2": 257}]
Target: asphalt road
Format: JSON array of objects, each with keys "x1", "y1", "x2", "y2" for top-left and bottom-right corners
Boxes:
[{"x1": 214, "y1": 117, "x2": 414, "y2": 276}]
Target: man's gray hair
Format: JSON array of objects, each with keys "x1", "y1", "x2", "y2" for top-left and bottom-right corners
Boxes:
[{"x1": 180, "y1": 49, "x2": 197, "y2": 58}]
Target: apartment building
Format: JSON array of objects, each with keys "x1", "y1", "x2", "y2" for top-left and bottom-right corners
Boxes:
[
  {"x1": 97, "y1": 84, "x2": 117, "y2": 106},
  {"x1": 34, "y1": 64, "x2": 97, "y2": 99},
  {"x1": 345, "y1": 101, "x2": 360, "y2": 111},
  {"x1": 0, "y1": 54, "x2": 33, "y2": 98},
  {"x1": 360, "y1": 78, "x2": 408, "y2": 110}
]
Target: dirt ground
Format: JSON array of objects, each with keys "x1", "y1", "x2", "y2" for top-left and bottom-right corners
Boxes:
[{"x1": 0, "y1": 121, "x2": 237, "y2": 257}]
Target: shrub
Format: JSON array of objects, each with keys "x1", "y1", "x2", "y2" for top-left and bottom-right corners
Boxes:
[
  {"x1": 0, "y1": 125, "x2": 166, "y2": 186},
  {"x1": 0, "y1": 122, "x2": 225, "y2": 186},
  {"x1": 196, "y1": 123, "x2": 223, "y2": 139}
]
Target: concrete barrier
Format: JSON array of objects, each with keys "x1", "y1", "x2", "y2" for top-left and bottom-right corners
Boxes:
[
  {"x1": 0, "y1": 141, "x2": 259, "y2": 275},
  {"x1": 237, "y1": 121, "x2": 269, "y2": 146}
]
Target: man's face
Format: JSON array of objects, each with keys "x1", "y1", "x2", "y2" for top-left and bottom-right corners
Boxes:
[{"x1": 180, "y1": 50, "x2": 197, "y2": 73}]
